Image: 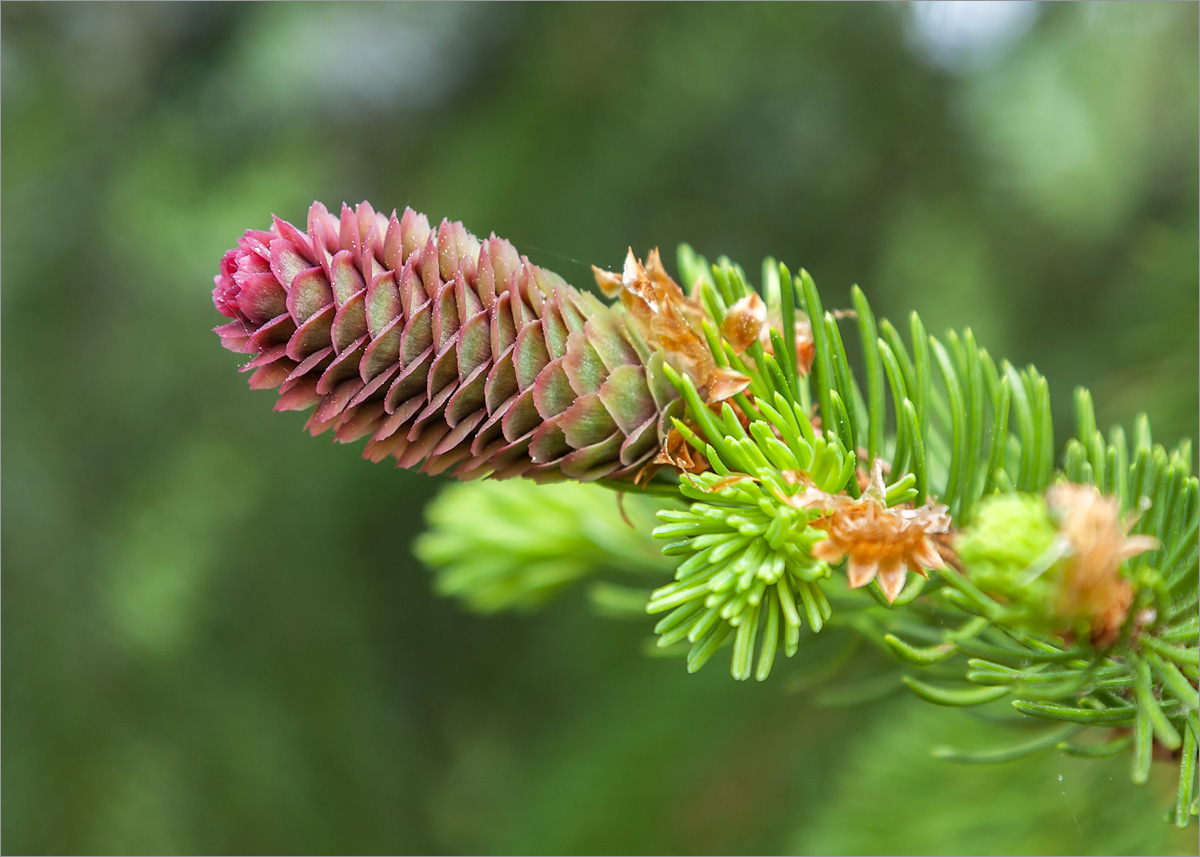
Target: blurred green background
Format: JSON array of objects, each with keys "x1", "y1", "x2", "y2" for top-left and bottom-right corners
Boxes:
[{"x1": 3, "y1": 2, "x2": 1196, "y2": 854}]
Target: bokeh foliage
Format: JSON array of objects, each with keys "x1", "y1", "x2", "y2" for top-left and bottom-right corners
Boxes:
[{"x1": 2, "y1": 2, "x2": 1195, "y2": 854}]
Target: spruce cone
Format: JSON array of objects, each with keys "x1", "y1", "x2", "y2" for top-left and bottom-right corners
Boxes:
[{"x1": 213, "y1": 201, "x2": 681, "y2": 482}]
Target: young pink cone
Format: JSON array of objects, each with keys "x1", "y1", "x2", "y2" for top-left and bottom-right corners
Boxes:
[{"x1": 213, "y1": 202, "x2": 681, "y2": 482}]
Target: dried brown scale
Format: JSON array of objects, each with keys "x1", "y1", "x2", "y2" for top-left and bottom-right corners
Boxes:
[
  {"x1": 650, "y1": 422, "x2": 711, "y2": 478},
  {"x1": 720, "y1": 292, "x2": 767, "y2": 353},
  {"x1": 1046, "y1": 482, "x2": 1158, "y2": 648},
  {"x1": 213, "y1": 202, "x2": 683, "y2": 483},
  {"x1": 787, "y1": 461, "x2": 952, "y2": 602},
  {"x1": 593, "y1": 249, "x2": 751, "y2": 404}
]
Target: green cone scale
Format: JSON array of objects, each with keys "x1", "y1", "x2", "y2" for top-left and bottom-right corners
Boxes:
[{"x1": 213, "y1": 202, "x2": 680, "y2": 481}]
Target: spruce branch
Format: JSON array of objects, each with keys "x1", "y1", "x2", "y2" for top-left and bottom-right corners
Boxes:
[{"x1": 212, "y1": 201, "x2": 1198, "y2": 826}]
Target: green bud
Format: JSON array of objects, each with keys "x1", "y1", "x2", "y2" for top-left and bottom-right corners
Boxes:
[{"x1": 956, "y1": 492, "x2": 1064, "y2": 633}]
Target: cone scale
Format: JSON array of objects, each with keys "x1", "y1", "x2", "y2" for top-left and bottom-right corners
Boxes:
[{"x1": 213, "y1": 202, "x2": 680, "y2": 482}]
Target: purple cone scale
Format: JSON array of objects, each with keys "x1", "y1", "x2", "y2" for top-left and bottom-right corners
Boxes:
[{"x1": 213, "y1": 202, "x2": 680, "y2": 482}]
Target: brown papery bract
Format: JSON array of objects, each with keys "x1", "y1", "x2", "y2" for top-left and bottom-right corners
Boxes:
[
  {"x1": 787, "y1": 462, "x2": 951, "y2": 602},
  {"x1": 647, "y1": 422, "x2": 711, "y2": 480},
  {"x1": 1047, "y1": 483, "x2": 1158, "y2": 647},
  {"x1": 721, "y1": 292, "x2": 767, "y2": 353},
  {"x1": 594, "y1": 249, "x2": 716, "y2": 382}
]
